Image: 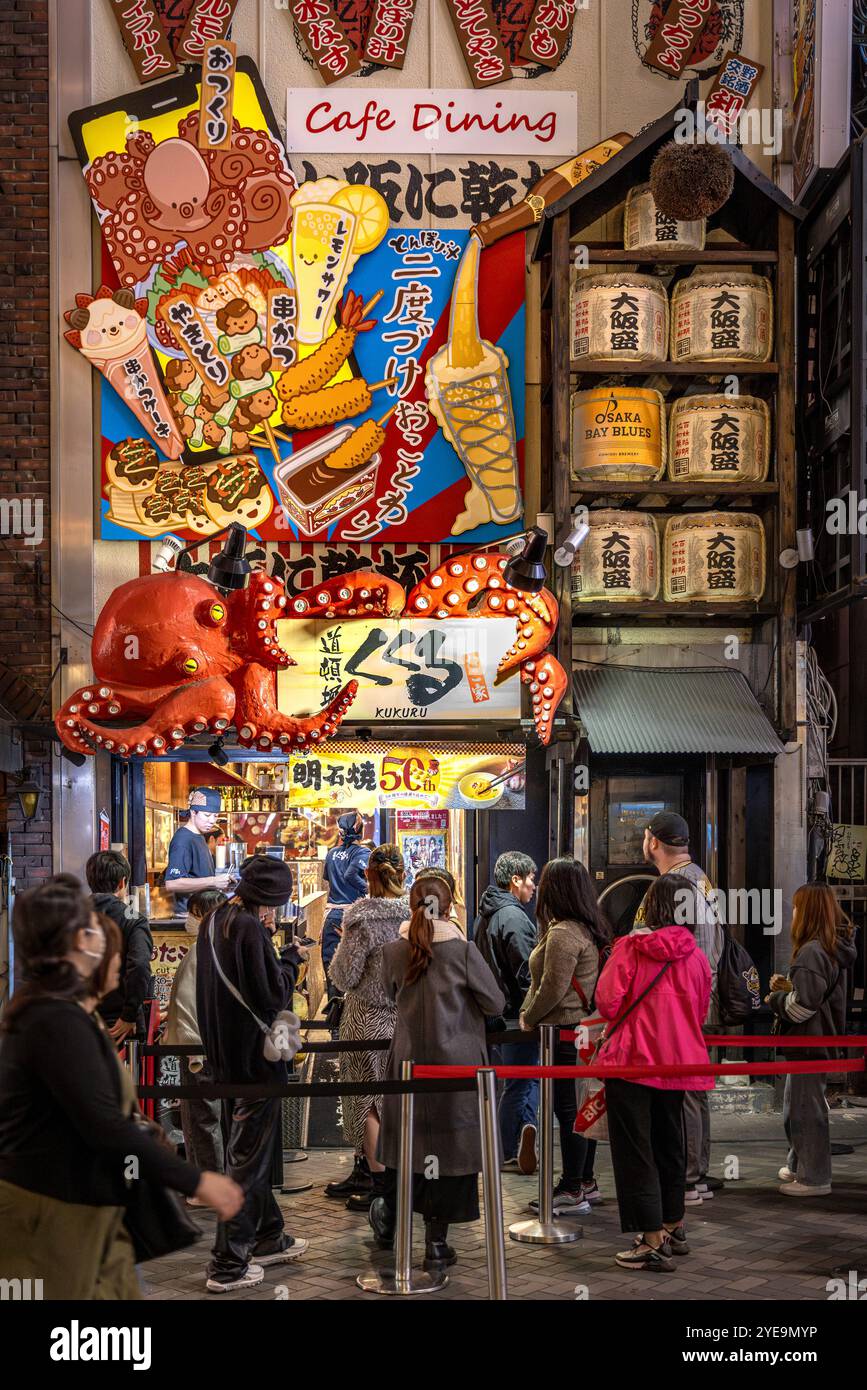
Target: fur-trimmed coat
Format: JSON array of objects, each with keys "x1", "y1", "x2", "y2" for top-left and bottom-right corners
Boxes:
[{"x1": 328, "y1": 895, "x2": 410, "y2": 1006}]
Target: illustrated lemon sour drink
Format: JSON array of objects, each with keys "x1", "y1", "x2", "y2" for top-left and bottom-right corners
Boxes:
[{"x1": 291, "y1": 203, "x2": 357, "y2": 345}]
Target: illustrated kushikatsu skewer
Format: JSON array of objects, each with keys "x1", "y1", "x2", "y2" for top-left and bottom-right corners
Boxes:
[
  {"x1": 275, "y1": 289, "x2": 385, "y2": 403},
  {"x1": 318, "y1": 404, "x2": 398, "y2": 472},
  {"x1": 281, "y1": 377, "x2": 397, "y2": 431}
]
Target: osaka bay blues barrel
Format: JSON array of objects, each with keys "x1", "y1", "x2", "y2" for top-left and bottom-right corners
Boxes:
[
  {"x1": 668, "y1": 394, "x2": 770, "y2": 483},
  {"x1": 670, "y1": 271, "x2": 774, "y2": 362},
  {"x1": 663, "y1": 512, "x2": 766, "y2": 602},
  {"x1": 623, "y1": 184, "x2": 705, "y2": 255},
  {"x1": 572, "y1": 386, "x2": 666, "y2": 482},
  {"x1": 571, "y1": 272, "x2": 668, "y2": 363},
  {"x1": 572, "y1": 510, "x2": 660, "y2": 603}
]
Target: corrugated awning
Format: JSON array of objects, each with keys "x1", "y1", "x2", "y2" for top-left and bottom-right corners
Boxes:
[{"x1": 573, "y1": 667, "x2": 784, "y2": 756}]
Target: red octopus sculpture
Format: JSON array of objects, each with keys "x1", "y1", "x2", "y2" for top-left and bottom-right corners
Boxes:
[
  {"x1": 54, "y1": 555, "x2": 567, "y2": 757},
  {"x1": 85, "y1": 113, "x2": 296, "y2": 289}
]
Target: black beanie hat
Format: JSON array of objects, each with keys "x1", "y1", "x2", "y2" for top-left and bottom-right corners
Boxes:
[{"x1": 237, "y1": 854, "x2": 294, "y2": 907}]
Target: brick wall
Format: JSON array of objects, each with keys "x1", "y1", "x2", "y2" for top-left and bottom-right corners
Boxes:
[{"x1": 0, "y1": 0, "x2": 53, "y2": 886}]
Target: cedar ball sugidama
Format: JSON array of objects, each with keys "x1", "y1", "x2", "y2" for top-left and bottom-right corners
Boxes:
[{"x1": 650, "y1": 141, "x2": 735, "y2": 222}]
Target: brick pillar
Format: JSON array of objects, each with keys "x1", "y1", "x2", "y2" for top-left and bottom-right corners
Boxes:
[{"x1": 0, "y1": 1, "x2": 52, "y2": 890}]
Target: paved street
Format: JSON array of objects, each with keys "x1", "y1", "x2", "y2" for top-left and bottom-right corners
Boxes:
[{"x1": 142, "y1": 1108, "x2": 867, "y2": 1301}]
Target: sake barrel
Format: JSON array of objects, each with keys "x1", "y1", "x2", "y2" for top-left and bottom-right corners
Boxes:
[
  {"x1": 571, "y1": 272, "x2": 668, "y2": 362},
  {"x1": 671, "y1": 271, "x2": 774, "y2": 362},
  {"x1": 624, "y1": 184, "x2": 705, "y2": 254},
  {"x1": 668, "y1": 394, "x2": 770, "y2": 483},
  {"x1": 572, "y1": 510, "x2": 660, "y2": 603},
  {"x1": 663, "y1": 512, "x2": 766, "y2": 602},
  {"x1": 572, "y1": 387, "x2": 666, "y2": 482}
]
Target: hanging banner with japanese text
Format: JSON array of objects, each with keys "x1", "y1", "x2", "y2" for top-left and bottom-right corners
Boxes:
[
  {"x1": 273, "y1": 741, "x2": 526, "y2": 810},
  {"x1": 276, "y1": 616, "x2": 522, "y2": 722}
]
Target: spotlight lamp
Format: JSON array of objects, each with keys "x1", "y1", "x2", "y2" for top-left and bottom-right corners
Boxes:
[
  {"x1": 503, "y1": 525, "x2": 549, "y2": 594},
  {"x1": 207, "y1": 524, "x2": 251, "y2": 594},
  {"x1": 208, "y1": 735, "x2": 230, "y2": 768},
  {"x1": 554, "y1": 507, "x2": 590, "y2": 568}
]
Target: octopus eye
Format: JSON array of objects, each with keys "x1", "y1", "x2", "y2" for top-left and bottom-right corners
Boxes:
[
  {"x1": 182, "y1": 658, "x2": 198, "y2": 675},
  {"x1": 209, "y1": 603, "x2": 225, "y2": 623}
]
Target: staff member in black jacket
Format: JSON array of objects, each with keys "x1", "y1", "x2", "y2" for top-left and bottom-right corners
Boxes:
[
  {"x1": 196, "y1": 854, "x2": 307, "y2": 1293},
  {"x1": 0, "y1": 881, "x2": 241, "y2": 1300},
  {"x1": 473, "y1": 850, "x2": 539, "y2": 1174},
  {"x1": 86, "y1": 849, "x2": 154, "y2": 1045}
]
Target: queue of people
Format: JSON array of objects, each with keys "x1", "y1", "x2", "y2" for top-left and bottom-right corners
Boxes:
[{"x1": 0, "y1": 816, "x2": 858, "y2": 1295}]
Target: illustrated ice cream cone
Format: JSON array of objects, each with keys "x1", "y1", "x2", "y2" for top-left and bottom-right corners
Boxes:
[
  {"x1": 64, "y1": 288, "x2": 185, "y2": 459},
  {"x1": 425, "y1": 236, "x2": 521, "y2": 536}
]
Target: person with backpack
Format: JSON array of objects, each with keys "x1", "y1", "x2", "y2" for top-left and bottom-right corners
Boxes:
[
  {"x1": 322, "y1": 811, "x2": 371, "y2": 999},
  {"x1": 519, "y1": 858, "x2": 609, "y2": 1214},
  {"x1": 597, "y1": 874, "x2": 712, "y2": 1272},
  {"x1": 636, "y1": 812, "x2": 723, "y2": 1203},
  {"x1": 196, "y1": 855, "x2": 307, "y2": 1293},
  {"x1": 767, "y1": 882, "x2": 856, "y2": 1197},
  {"x1": 473, "y1": 850, "x2": 538, "y2": 1174},
  {"x1": 85, "y1": 850, "x2": 154, "y2": 1046}
]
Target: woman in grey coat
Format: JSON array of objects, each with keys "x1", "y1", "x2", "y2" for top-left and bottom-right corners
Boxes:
[
  {"x1": 325, "y1": 845, "x2": 409, "y2": 1210},
  {"x1": 370, "y1": 872, "x2": 505, "y2": 1270}
]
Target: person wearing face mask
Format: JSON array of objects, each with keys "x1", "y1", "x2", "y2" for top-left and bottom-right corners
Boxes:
[
  {"x1": 165, "y1": 789, "x2": 233, "y2": 913},
  {"x1": 85, "y1": 850, "x2": 154, "y2": 1049},
  {"x1": 0, "y1": 880, "x2": 242, "y2": 1300},
  {"x1": 163, "y1": 889, "x2": 228, "y2": 1189}
]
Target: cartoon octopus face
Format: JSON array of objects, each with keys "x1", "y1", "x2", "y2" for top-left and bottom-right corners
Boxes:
[{"x1": 142, "y1": 140, "x2": 212, "y2": 232}]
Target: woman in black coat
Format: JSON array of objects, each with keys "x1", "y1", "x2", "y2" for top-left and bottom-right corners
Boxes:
[
  {"x1": 0, "y1": 880, "x2": 240, "y2": 1300},
  {"x1": 370, "y1": 872, "x2": 505, "y2": 1270}
]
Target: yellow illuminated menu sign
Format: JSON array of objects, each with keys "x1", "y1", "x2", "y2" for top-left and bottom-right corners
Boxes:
[{"x1": 275, "y1": 742, "x2": 525, "y2": 810}]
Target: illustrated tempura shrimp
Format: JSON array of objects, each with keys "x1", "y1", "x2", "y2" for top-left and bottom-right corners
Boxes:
[{"x1": 275, "y1": 289, "x2": 383, "y2": 402}]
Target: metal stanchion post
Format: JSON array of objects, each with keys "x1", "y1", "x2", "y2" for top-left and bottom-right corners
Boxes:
[
  {"x1": 126, "y1": 1038, "x2": 140, "y2": 1084},
  {"x1": 509, "y1": 1025, "x2": 581, "y2": 1245},
  {"x1": 357, "y1": 1060, "x2": 448, "y2": 1295},
  {"x1": 477, "y1": 1067, "x2": 508, "y2": 1300}
]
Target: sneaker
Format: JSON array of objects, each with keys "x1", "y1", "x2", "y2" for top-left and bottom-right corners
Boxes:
[
  {"x1": 694, "y1": 1184, "x2": 714, "y2": 1199},
  {"x1": 698, "y1": 1174, "x2": 724, "y2": 1191},
  {"x1": 251, "y1": 1238, "x2": 308, "y2": 1266},
  {"x1": 517, "y1": 1124, "x2": 538, "y2": 1175},
  {"x1": 778, "y1": 1166, "x2": 796, "y2": 1182},
  {"x1": 684, "y1": 1187, "x2": 704, "y2": 1205},
  {"x1": 581, "y1": 1180, "x2": 603, "y2": 1205},
  {"x1": 529, "y1": 1179, "x2": 590, "y2": 1215},
  {"x1": 501, "y1": 1157, "x2": 520, "y2": 1171},
  {"x1": 615, "y1": 1239, "x2": 675, "y2": 1272},
  {"x1": 664, "y1": 1224, "x2": 690, "y2": 1256},
  {"x1": 780, "y1": 1181, "x2": 831, "y2": 1197},
  {"x1": 206, "y1": 1262, "x2": 265, "y2": 1293}
]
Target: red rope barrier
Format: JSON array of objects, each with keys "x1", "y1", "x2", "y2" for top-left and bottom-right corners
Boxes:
[
  {"x1": 560, "y1": 1029, "x2": 867, "y2": 1048},
  {"x1": 413, "y1": 1058, "x2": 866, "y2": 1081}
]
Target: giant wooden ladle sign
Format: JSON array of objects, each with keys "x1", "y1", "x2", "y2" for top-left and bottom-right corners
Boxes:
[{"x1": 54, "y1": 553, "x2": 567, "y2": 758}]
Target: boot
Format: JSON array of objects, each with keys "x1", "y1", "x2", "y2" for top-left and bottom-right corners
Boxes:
[
  {"x1": 346, "y1": 1168, "x2": 385, "y2": 1212},
  {"x1": 324, "y1": 1154, "x2": 371, "y2": 1200},
  {"x1": 424, "y1": 1218, "x2": 457, "y2": 1270},
  {"x1": 368, "y1": 1196, "x2": 395, "y2": 1250}
]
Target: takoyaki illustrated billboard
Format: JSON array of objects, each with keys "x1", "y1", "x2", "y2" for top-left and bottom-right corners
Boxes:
[{"x1": 69, "y1": 63, "x2": 525, "y2": 548}]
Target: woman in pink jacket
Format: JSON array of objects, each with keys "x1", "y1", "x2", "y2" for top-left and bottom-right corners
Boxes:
[{"x1": 595, "y1": 874, "x2": 712, "y2": 1272}]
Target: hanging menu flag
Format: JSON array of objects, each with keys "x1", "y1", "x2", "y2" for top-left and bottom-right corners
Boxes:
[
  {"x1": 106, "y1": 0, "x2": 177, "y2": 84},
  {"x1": 289, "y1": 0, "x2": 363, "y2": 83},
  {"x1": 363, "y1": 0, "x2": 417, "y2": 69},
  {"x1": 705, "y1": 50, "x2": 765, "y2": 137},
  {"x1": 197, "y1": 38, "x2": 237, "y2": 150},
  {"x1": 643, "y1": 0, "x2": 715, "y2": 76},
  {"x1": 519, "y1": 0, "x2": 580, "y2": 70},
  {"x1": 443, "y1": 0, "x2": 511, "y2": 88},
  {"x1": 176, "y1": 0, "x2": 240, "y2": 63}
]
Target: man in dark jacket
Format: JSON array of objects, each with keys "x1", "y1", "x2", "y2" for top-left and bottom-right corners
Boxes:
[
  {"x1": 473, "y1": 851, "x2": 538, "y2": 1173},
  {"x1": 322, "y1": 811, "x2": 371, "y2": 982},
  {"x1": 85, "y1": 850, "x2": 154, "y2": 1044},
  {"x1": 196, "y1": 854, "x2": 307, "y2": 1293}
]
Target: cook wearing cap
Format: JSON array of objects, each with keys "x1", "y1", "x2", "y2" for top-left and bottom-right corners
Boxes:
[
  {"x1": 321, "y1": 810, "x2": 372, "y2": 983},
  {"x1": 165, "y1": 788, "x2": 233, "y2": 913}
]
